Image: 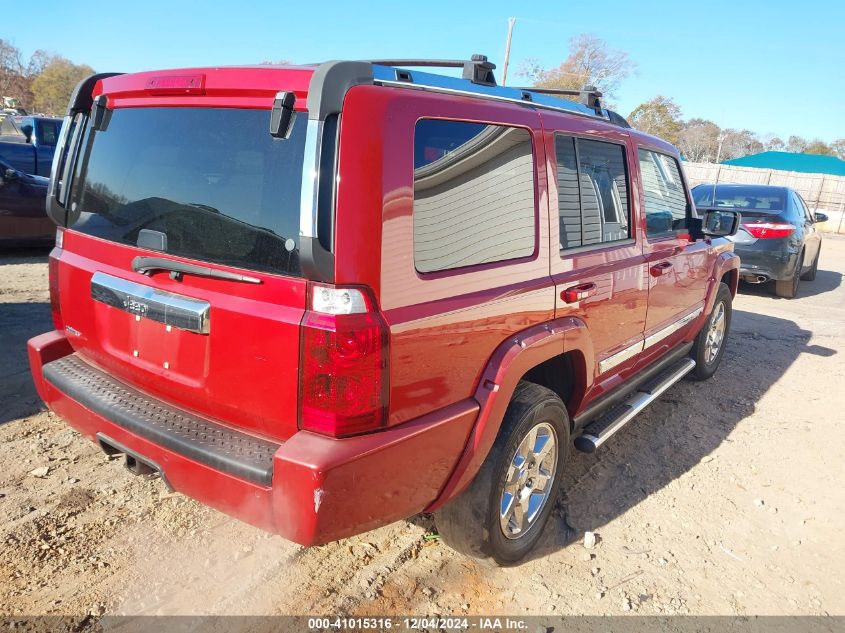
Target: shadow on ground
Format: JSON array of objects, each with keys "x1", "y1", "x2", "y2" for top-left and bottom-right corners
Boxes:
[
  {"x1": 0, "y1": 246, "x2": 51, "y2": 265},
  {"x1": 520, "y1": 308, "x2": 836, "y2": 563},
  {"x1": 0, "y1": 301, "x2": 51, "y2": 425},
  {"x1": 738, "y1": 269, "x2": 842, "y2": 300}
]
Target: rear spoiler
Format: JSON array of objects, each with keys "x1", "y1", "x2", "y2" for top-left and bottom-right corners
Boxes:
[{"x1": 46, "y1": 72, "x2": 123, "y2": 226}]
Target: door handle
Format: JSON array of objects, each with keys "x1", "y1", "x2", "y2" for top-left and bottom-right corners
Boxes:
[
  {"x1": 650, "y1": 262, "x2": 673, "y2": 277},
  {"x1": 562, "y1": 282, "x2": 597, "y2": 303}
]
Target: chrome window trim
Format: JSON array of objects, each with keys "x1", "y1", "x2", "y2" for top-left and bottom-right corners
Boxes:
[
  {"x1": 90, "y1": 272, "x2": 211, "y2": 335},
  {"x1": 47, "y1": 115, "x2": 72, "y2": 205},
  {"x1": 298, "y1": 119, "x2": 323, "y2": 240}
]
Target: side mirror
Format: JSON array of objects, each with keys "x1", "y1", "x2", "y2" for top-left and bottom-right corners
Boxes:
[
  {"x1": 815, "y1": 212, "x2": 829, "y2": 223},
  {"x1": 0, "y1": 167, "x2": 19, "y2": 186},
  {"x1": 702, "y1": 209, "x2": 741, "y2": 237},
  {"x1": 20, "y1": 124, "x2": 34, "y2": 143}
]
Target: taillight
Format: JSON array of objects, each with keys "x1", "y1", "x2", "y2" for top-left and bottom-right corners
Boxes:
[
  {"x1": 744, "y1": 222, "x2": 796, "y2": 239},
  {"x1": 299, "y1": 283, "x2": 389, "y2": 438},
  {"x1": 48, "y1": 230, "x2": 64, "y2": 330}
]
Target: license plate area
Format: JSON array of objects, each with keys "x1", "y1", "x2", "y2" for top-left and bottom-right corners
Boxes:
[{"x1": 91, "y1": 271, "x2": 210, "y2": 334}]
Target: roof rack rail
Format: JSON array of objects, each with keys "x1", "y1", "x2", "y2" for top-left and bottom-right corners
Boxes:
[
  {"x1": 511, "y1": 85, "x2": 603, "y2": 114},
  {"x1": 365, "y1": 54, "x2": 497, "y2": 86}
]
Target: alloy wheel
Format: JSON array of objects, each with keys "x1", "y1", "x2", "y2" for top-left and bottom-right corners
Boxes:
[
  {"x1": 704, "y1": 301, "x2": 726, "y2": 365},
  {"x1": 499, "y1": 422, "x2": 558, "y2": 539}
]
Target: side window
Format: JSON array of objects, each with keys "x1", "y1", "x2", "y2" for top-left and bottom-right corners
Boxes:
[
  {"x1": 692, "y1": 185, "x2": 714, "y2": 209},
  {"x1": 413, "y1": 119, "x2": 536, "y2": 273},
  {"x1": 638, "y1": 149, "x2": 689, "y2": 238},
  {"x1": 37, "y1": 120, "x2": 60, "y2": 146},
  {"x1": 795, "y1": 192, "x2": 813, "y2": 222},
  {"x1": 555, "y1": 136, "x2": 582, "y2": 249},
  {"x1": 0, "y1": 116, "x2": 26, "y2": 141},
  {"x1": 578, "y1": 139, "x2": 630, "y2": 245},
  {"x1": 555, "y1": 135, "x2": 631, "y2": 250}
]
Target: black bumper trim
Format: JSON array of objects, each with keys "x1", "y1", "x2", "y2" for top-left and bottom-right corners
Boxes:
[{"x1": 43, "y1": 354, "x2": 280, "y2": 486}]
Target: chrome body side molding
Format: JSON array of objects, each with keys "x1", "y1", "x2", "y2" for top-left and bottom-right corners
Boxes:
[
  {"x1": 598, "y1": 340, "x2": 644, "y2": 374},
  {"x1": 597, "y1": 306, "x2": 704, "y2": 375},
  {"x1": 644, "y1": 307, "x2": 703, "y2": 350}
]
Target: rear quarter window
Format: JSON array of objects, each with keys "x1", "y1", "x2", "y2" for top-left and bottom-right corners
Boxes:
[{"x1": 412, "y1": 119, "x2": 536, "y2": 273}]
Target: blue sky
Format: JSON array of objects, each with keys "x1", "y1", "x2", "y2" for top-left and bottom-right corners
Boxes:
[{"x1": 7, "y1": 0, "x2": 844, "y2": 141}]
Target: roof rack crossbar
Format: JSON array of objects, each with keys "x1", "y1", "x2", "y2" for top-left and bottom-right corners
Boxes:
[
  {"x1": 511, "y1": 85, "x2": 604, "y2": 114},
  {"x1": 366, "y1": 54, "x2": 497, "y2": 86}
]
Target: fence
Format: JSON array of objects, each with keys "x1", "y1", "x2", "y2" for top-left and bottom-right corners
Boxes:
[{"x1": 683, "y1": 162, "x2": 845, "y2": 234}]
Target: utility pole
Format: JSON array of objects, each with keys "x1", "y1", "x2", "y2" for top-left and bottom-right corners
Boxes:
[{"x1": 501, "y1": 17, "x2": 516, "y2": 86}]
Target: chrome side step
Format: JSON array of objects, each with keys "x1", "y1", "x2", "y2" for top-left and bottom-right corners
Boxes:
[{"x1": 574, "y1": 358, "x2": 696, "y2": 453}]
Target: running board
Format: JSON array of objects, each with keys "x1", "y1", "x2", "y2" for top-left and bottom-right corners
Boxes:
[{"x1": 574, "y1": 357, "x2": 696, "y2": 453}]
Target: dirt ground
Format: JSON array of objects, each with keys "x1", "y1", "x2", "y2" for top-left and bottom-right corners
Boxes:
[{"x1": 1, "y1": 238, "x2": 844, "y2": 619}]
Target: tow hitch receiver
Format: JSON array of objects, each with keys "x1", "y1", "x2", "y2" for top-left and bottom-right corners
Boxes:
[{"x1": 96, "y1": 433, "x2": 172, "y2": 489}]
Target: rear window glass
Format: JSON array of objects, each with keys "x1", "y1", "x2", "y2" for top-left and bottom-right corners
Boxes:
[
  {"x1": 69, "y1": 107, "x2": 306, "y2": 277},
  {"x1": 36, "y1": 119, "x2": 60, "y2": 146},
  {"x1": 413, "y1": 119, "x2": 536, "y2": 273},
  {"x1": 693, "y1": 185, "x2": 786, "y2": 211}
]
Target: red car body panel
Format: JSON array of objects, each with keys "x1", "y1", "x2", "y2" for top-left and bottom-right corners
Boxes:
[
  {"x1": 28, "y1": 64, "x2": 739, "y2": 546},
  {"x1": 29, "y1": 330, "x2": 478, "y2": 544},
  {"x1": 55, "y1": 229, "x2": 306, "y2": 443}
]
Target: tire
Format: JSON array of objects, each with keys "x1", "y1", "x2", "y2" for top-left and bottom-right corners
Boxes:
[
  {"x1": 433, "y1": 381, "x2": 570, "y2": 566},
  {"x1": 689, "y1": 282, "x2": 732, "y2": 381},
  {"x1": 775, "y1": 252, "x2": 803, "y2": 298},
  {"x1": 800, "y1": 246, "x2": 819, "y2": 281}
]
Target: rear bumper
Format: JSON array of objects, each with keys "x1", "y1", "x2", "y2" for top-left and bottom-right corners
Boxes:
[
  {"x1": 735, "y1": 245, "x2": 798, "y2": 281},
  {"x1": 28, "y1": 331, "x2": 478, "y2": 545}
]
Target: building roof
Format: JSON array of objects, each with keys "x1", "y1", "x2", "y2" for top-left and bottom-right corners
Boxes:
[{"x1": 722, "y1": 151, "x2": 845, "y2": 176}]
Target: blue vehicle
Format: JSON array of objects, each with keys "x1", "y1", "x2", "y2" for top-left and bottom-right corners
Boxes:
[
  {"x1": 692, "y1": 183, "x2": 827, "y2": 298},
  {"x1": 0, "y1": 115, "x2": 59, "y2": 244},
  {"x1": 0, "y1": 115, "x2": 62, "y2": 177}
]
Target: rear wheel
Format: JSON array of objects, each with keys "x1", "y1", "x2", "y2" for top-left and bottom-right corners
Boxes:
[
  {"x1": 689, "y1": 282, "x2": 732, "y2": 381},
  {"x1": 775, "y1": 252, "x2": 803, "y2": 298},
  {"x1": 800, "y1": 246, "x2": 819, "y2": 281},
  {"x1": 433, "y1": 382, "x2": 569, "y2": 566}
]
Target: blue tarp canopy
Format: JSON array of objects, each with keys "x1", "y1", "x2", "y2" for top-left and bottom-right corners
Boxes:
[{"x1": 723, "y1": 151, "x2": 845, "y2": 176}]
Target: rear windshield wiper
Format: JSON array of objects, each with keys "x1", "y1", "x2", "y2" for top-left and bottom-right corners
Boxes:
[{"x1": 132, "y1": 256, "x2": 262, "y2": 284}]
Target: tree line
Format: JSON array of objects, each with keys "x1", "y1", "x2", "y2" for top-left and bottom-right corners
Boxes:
[
  {"x1": 3, "y1": 35, "x2": 842, "y2": 163},
  {"x1": 1, "y1": 39, "x2": 94, "y2": 115},
  {"x1": 520, "y1": 35, "x2": 845, "y2": 163}
]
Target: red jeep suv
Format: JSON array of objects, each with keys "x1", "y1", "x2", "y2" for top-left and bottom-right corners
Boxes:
[{"x1": 28, "y1": 56, "x2": 740, "y2": 564}]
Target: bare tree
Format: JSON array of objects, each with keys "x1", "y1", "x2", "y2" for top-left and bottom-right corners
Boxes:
[
  {"x1": 26, "y1": 50, "x2": 55, "y2": 77},
  {"x1": 0, "y1": 39, "x2": 25, "y2": 97},
  {"x1": 678, "y1": 118, "x2": 721, "y2": 162},
  {"x1": 519, "y1": 34, "x2": 635, "y2": 102},
  {"x1": 763, "y1": 135, "x2": 786, "y2": 152},
  {"x1": 787, "y1": 135, "x2": 809, "y2": 153},
  {"x1": 719, "y1": 129, "x2": 764, "y2": 161}
]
